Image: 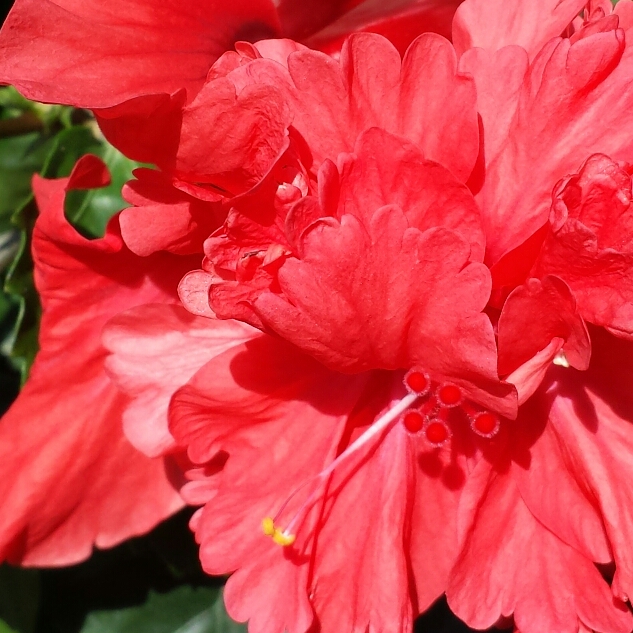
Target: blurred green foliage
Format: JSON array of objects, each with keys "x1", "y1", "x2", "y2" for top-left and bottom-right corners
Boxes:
[
  {"x1": 80, "y1": 587, "x2": 246, "y2": 633},
  {"x1": 0, "y1": 565, "x2": 39, "y2": 633}
]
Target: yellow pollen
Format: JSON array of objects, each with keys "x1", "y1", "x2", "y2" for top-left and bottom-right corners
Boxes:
[
  {"x1": 262, "y1": 516, "x2": 275, "y2": 536},
  {"x1": 262, "y1": 517, "x2": 296, "y2": 547}
]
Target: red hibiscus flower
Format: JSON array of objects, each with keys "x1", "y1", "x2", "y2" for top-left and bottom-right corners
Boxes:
[
  {"x1": 3, "y1": 1, "x2": 633, "y2": 633},
  {"x1": 0, "y1": 0, "x2": 464, "y2": 566},
  {"x1": 102, "y1": 1, "x2": 633, "y2": 632}
]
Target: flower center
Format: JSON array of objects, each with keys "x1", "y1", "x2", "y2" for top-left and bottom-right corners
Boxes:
[{"x1": 262, "y1": 367, "x2": 502, "y2": 547}]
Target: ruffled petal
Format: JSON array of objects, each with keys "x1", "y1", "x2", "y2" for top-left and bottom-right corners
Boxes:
[
  {"x1": 0, "y1": 156, "x2": 194, "y2": 565},
  {"x1": 119, "y1": 168, "x2": 223, "y2": 256},
  {"x1": 497, "y1": 276, "x2": 590, "y2": 375},
  {"x1": 175, "y1": 64, "x2": 293, "y2": 191},
  {"x1": 533, "y1": 154, "x2": 633, "y2": 338},
  {"x1": 545, "y1": 327, "x2": 633, "y2": 602},
  {"x1": 103, "y1": 304, "x2": 257, "y2": 457},
  {"x1": 336, "y1": 128, "x2": 484, "y2": 259},
  {"x1": 447, "y1": 461, "x2": 632, "y2": 633},
  {"x1": 509, "y1": 386, "x2": 611, "y2": 564},
  {"x1": 284, "y1": 34, "x2": 400, "y2": 167},
  {"x1": 252, "y1": 207, "x2": 513, "y2": 413},
  {"x1": 453, "y1": 0, "x2": 585, "y2": 60},
  {"x1": 169, "y1": 334, "x2": 368, "y2": 633},
  {"x1": 309, "y1": 426, "x2": 414, "y2": 633},
  {"x1": 480, "y1": 18, "x2": 633, "y2": 264},
  {"x1": 282, "y1": 33, "x2": 478, "y2": 176},
  {"x1": 398, "y1": 33, "x2": 478, "y2": 181}
]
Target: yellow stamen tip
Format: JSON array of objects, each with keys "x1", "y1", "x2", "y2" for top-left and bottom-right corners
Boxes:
[
  {"x1": 272, "y1": 530, "x2": 296, "y2": 547},
  {"x1": 262, "y1": 517, "x2": 296, "y2": 546},
  {"x1": 262, "y1": 517, "x2": 275, "y2": 536}
]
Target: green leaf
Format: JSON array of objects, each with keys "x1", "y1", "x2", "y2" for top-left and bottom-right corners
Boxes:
[
  {"x1": 0, "y1": 565, "x2": 40, "y2": 633},
  {"x1": 39, "y1": 125, "x2": 102, "y2": 178},
  {"x1": 0, "y1": 87, "x2": 37, "y2": 114},
  {"x1": 0, "y1": 133, "x2": 53, "y2": 231},
  {"x1": 80, "y1": 586, "x2": 246, "y2": 633}
]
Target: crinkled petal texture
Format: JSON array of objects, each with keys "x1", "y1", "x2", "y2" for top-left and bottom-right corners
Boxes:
[
  {"x1": 256, "y1": 213, "x2": 494, "y2": 380},
  {"x1": 164, "y1": 31, "x2": 479, "y2": 192},
  {"x1": 169, "y1": 332, "x2": 464, "y2": 633},
  {"x1": 281, "y1": 32, "x2": 479, "y2": 181},
  {"x1": 446, "y1": 458, "x2": 632, "y2": 633},
  {"x1": 469, "y1": 5, "x2": 633, "y2": 264},
  {"x1": 203, "y1": 128, "x2": 514, "y2": 414},
  {"x1": 0, "y1": 0, "x2": 281, "y2": 107},
  {"x1": 511, "y1": 327, "x2": 633, "y2": 606},
  {"x1": 453, "y1": 0, "x2": 586, "y2": 60},
  {"x1": 533, "y1": 154, "x2": 633, "y2": 338},
  {"x1": 0, "y1": 156, "x2": 193, "y2": 565},
  {"x1": 450, "y1": 324, "x2": 633, "y2": 633}
]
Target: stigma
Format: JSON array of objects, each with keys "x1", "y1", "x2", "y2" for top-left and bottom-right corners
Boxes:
[{"x1": 402, "y1": 369, "x2": 501, "y2": 445}]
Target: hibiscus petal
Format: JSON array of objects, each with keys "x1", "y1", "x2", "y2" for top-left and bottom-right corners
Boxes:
[
  {"x1": 533, "y1": 154, "x2": 633, "y2": 338},
  {"x1": 305, "y1": 0, "x2": 463, "y2": 56},
  {"x1": 447, "y1": 462, "x2": 632, "y2": 633},
  {"x1": 275, "y1": 0, "x2": 362, "y2": 41},
  {"x1": 119, "y1": 168, "x2": 223, "y2": 256},
  {"x1": 480, "y1": 21, "x2": 632, "y2": 264},
  {"x1": 169, "y1": 334, "x2": 368, "y2": 633},
  {"x1": 509, "y1": 386, "x2": 611, "y2": 564},
  {"x1": 0, "y1": 0, "x2": 280, "y2": 107},
  {"x1": 452, "y1": 0, "x2": 586, "y2": 60},
  {"x1": 497, "y1": 275, "x2": 591, "y2": 375},
  {"x1": 399, "y1": 33, "x2": 478, "y2": 181},
  {"x1": 409, "y1": 441, "x2": 463, "y2": 613},
  {"x1": 94, "y1": 92, "x2": 186, "y2": 168},
  {"x1": 253, "y1": 206, "x2": 515, "y2": 415},
  {"x1": 458, "y1": 45, "x2": 528, "y2": 193},
  {"x1": 178, "y1": 270, "x2": 217, "y2": 318},
  {"x1": 545, "y1": 327, "x2": 633, "y2": 603},
  {"x1": 175, "y1": 72, "x2": 292, "y2": 192},
  {"x1": 505, "y1": 337, "x2": 564, "y2": 405},
  {"x1": 336, "y1": 128, "x2": 484, "y2": 259},
  {"x1": 285, "y1": 34, "x2": 400, "y2": 167},
  {"x1": 309, "y1": 426, "x2": 414, "y2": 633},
  {"x1": 0, "y1": 156, "x2": 193, "y2": 565},
  {"x1": 283, "y1": 32, "x2": 479, "y2": 179},
  {"x1": 103, "y1": 304, "x2": 257, "y2": 457}
]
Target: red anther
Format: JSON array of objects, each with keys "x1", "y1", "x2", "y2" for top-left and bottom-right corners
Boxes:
[
  {"x1": 436, "y1": 383, "x2": 462, "y2": 407},
  {"x1": 471, "y1": 411, "x2": 500, "y2": 438},
  {"x1": 425, "y1": 420, "x2": 450, "y2": 446},
  {"x1": 402, "y1": 410, "x2": 425, "y2": 433},
  {"x1": 404, "y1": 369, "x2": 430, "y2": 396}
]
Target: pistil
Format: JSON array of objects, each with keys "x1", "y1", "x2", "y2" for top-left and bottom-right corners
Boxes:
[{"x1": 262, "y1": 368, "x2": 502, "y2": 547}]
